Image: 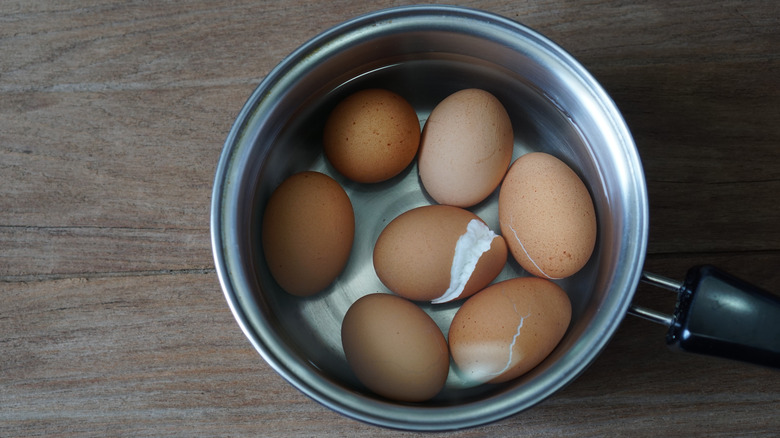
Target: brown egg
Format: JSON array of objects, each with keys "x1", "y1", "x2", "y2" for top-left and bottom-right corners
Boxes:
[
  {"x1": 373, "y1": 205, "x2": 507, "y2": 303},
  {"x1": 323, "y1": 89, "x2": 420, "y2": 183},
  {"x1": 498, "y1": 152, "x2": 596, "y2": 279},
  {"x1": 448, "y1": 277, "x2": 572, "y2": 384},
  {"x1": 261, "y1": 171, "x2": 354, "y2": 297},
  {"x1": 418, "y1": 88, "x2": 513, "y2": 207},
  {"x1": 341, "y1": 293, "x2": 449, "y2": 402}
]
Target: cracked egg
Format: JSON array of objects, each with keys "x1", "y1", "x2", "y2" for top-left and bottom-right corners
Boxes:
[
  {"x1": 498, "y1": 152, "x2": 597, "y2": 279},
  {"x1": 448, "y1": 277, "x2": 572, "y2": 384},
  {"x1": 373, "y1": 204, "x2": 507, "y2": 304}
]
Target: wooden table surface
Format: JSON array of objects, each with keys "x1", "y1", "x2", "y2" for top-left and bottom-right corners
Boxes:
[{"x1": 2, "y1": 1, "x2": 779, "y2": 436}]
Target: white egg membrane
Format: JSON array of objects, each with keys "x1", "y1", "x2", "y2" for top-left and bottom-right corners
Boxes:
[{"x1": 432, "y1": 219, "x2": 498, "y2": 304}]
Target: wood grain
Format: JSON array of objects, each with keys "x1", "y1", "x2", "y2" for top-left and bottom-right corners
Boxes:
[{"x1": 2, "y1": 1, "x2": 779, "y2": 436}]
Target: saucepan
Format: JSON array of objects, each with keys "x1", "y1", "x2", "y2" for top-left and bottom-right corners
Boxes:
[{"x1": 210, "y1": 5, "x2": 779, "y2": 431}]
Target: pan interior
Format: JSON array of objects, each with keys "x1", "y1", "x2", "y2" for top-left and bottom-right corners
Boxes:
[{"x1": 213, "y1": 5, "x2": 647, "y2": 430}]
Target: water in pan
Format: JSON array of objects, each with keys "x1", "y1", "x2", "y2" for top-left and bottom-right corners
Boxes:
[{"x1": 249, "y1": 55, "x2": 603, "y2": 400}]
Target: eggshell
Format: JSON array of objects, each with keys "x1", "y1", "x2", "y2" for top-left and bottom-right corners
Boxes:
[
  {"x1": 498, "y1": 152, "x2": 597, "y2": 279},
  {"x1": 373, "y1": 205, "x2": 507, "y2": 303},
  {"x1": 418, "y1": 88, "x2": 513, "y2": 207},
  {"x1": 341, "y1": 293, "x2": 449, "y2": 402},
  {"x1": 323, "y1": 89, "x2": 420, "y2": 183},
  {"x1": 261, "y1": 171, "x2": 354, "y2": 297},
  {"x1": 448, "y1": 277, "x2": 572, "y2": 384}
]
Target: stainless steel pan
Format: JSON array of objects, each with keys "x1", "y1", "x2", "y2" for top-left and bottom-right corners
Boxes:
[{"x1": 210, "y1": 5, "x2": 780, "y2": 431}]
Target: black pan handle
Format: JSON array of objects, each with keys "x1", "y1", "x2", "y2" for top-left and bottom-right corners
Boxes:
[{"x1": 629, "y1": 265, "x2": 780, "y2": 368}]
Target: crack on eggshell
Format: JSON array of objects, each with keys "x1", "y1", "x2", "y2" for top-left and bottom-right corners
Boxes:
[
  {"x1": 506, "y1": 218, "x2": 562, "y2": 280},
  {"x1": 474, "y1": 146, "x2": 497, "y2": 165},
  {"x1": 431, "y1": 219, "x2": 497, "y2": 304},
  {"x1": 486, "y1": 293, "x2": 532, "y2": 378}
]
